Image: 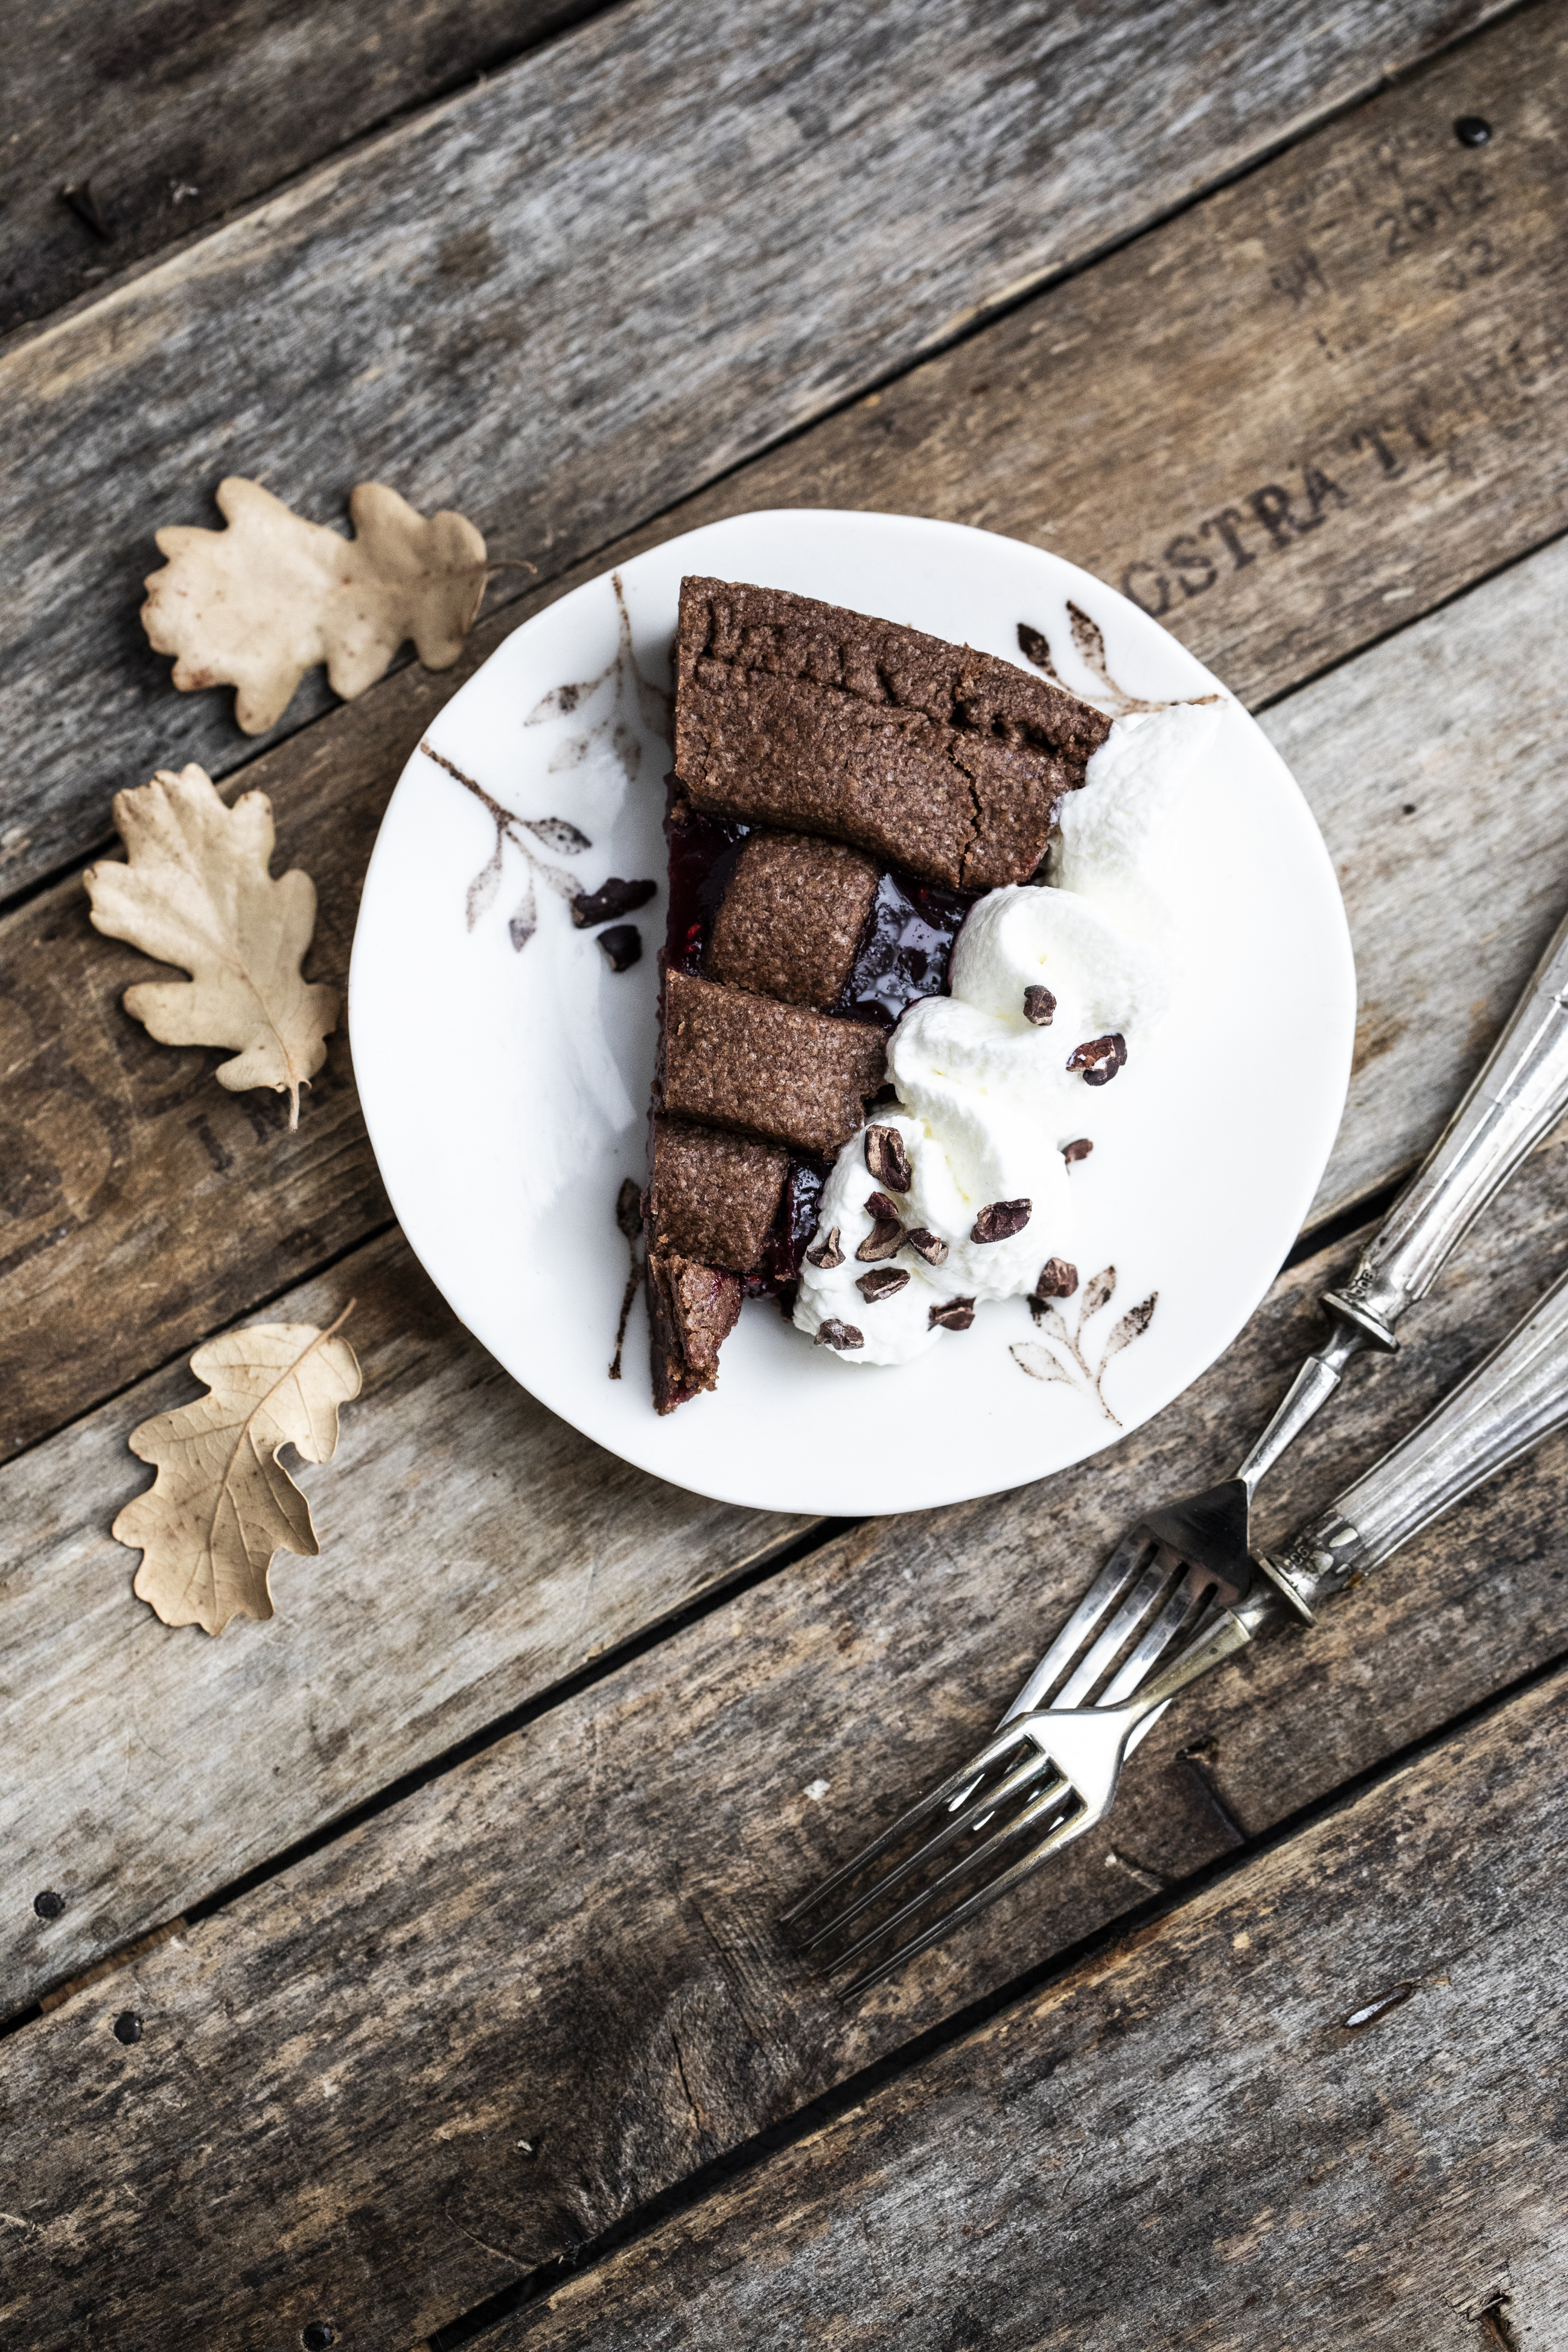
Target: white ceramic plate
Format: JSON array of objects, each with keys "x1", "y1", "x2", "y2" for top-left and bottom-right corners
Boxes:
[{"x1": 351, "y1": 511, "x2": 1354, "y2": 1515}]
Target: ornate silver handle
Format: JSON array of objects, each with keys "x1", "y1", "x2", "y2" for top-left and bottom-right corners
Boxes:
[
  {"x1": 1262, "y1": 1263, "x2": 1568, "y2": 1614},
  {"x1": 1237, "y1": 904, "x2": 1568, "y2": 1494},
  {"x1": 1326, "y1": 904, "x2": 1568, "y2": 1347}
]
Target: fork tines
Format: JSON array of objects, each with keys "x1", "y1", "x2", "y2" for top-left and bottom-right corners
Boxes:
[
  {"x1": 1007, "y1": 1523, "x2": 1222, "y2": 1720},
  {"x1": 785, "y1": 1525, "x2": 1227, "y2": 1995},
  {"x1": 781, "y1": 1714, "x2": 1086, "y2": 1998}
]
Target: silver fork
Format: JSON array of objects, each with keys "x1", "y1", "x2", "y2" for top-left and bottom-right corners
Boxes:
[
  {"x1": 786, "y1": 1258, "x2": 1568, "y2": 1993},
  {"x1": 1001, "y1": 899, "x2": 1568, "y2": 1736}
]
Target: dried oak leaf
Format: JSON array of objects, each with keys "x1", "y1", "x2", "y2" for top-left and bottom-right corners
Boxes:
[
  {"x1": 142, "y1": 477, "x2": 486, "y2": 734},
  {"x1": 84, "y1": 763, "x2": 339, "y2": 1129},
  {"x1": 113, "y1": 1311, "x2": 361, "y2": 1636}
]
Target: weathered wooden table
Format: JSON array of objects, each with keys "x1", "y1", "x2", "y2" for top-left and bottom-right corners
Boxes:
[{"x1": 4, "y1": 3, "x2": 1567, "y2": 2345}]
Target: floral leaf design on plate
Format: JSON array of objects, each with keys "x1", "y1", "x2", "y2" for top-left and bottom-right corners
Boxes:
[
  {"x1": 1013, "y1": 1263, "x2": 1156, "y2": 1425},
  {"x1": 419, "y1": 741, "x2": 593, "y2": 946},
  {"x1": 523, "y1": 570, "x2": 672, "y2": 783},
  {"x1": 1101, "y1": 1293, "x2": 1158, "y2": 1365},
  {"x1": 425, "y1": 568, "x2": 667, "y2": 951},
  {"x1": 508, "y1": 874, "x2": 538, "y2": 952},
  {"x1": 1015, "y1": 607, "x2": 1223, "y2": 719},
  {"x1": 521, "y1": 816, "x2": 593, "y2": 855},
  {"x1": 1080, "y1": 1263, "x2": 1117, "y2": 1319}
]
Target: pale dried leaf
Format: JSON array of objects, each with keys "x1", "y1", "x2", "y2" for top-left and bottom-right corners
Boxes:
[
  {"x1": 142, "y1": 477, "x2": 487, "y2": 735},
  {"x1": 83, "y1": 763, "x2": 339, "y2": 1129},
  {"x1": 1082, "y1": 1265, "x2": 1117, "y2": 1319},
  {"x1": 113, "y1": 1315, "x2": 362, "y2": 1636},
  {"x1": 1010, "y1": 1342, "x2": 1076, "y2": 1387},
  {"x1": 1102, "y1": 1293, "x2": 1158, "y2": 1363},
  {"x1": 535, "y1": 861, "x2": 582, "y2": 902},
  {"x1": 521, "y1": 816, "x2": 592, "y2": 855}
]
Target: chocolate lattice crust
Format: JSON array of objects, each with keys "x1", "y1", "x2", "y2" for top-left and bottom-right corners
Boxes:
[
  {"x1": 704, "y1": 830, "x2": 881, "y2": 1009},
  {"x1": 646, "y1": 1249, "x2": 743, "y2": 1414},
  {"x1": 660, "y1": 970, "x2": 887, "y2": 1159},
  {"x1": 647, "y1": 1118, "x2": 791, "y2": 1271},
  {"x1": 674, "y1": 576, "x2": 1111, "y2": 890}
]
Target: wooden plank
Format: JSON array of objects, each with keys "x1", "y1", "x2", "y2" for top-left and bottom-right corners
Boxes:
[
  {"x1": 1, "y1": 0, "x2": 593, "y2": 340},
  {"x1": 485, "y1": 1672, "x2": 1568, "y2": 2352},
  {"x1": 1267, "y1": 533, "x2": 1568, "y2": 1223},
  {"x1": 9, "y1": 27, "x2": 1568, "y2": 1458},
  {"x1": 0, "y1": 0, "x2": 1520, "y2": 898},
  {"x1": 0, "y1": 1225, "x2": 814, "y2": 2018},
  {"x1": 4, "y1": 1124, "x2": 1566, "y2": 2346}
]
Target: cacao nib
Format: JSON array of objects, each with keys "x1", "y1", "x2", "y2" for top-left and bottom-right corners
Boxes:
[
  {"x1": 1033, "y1": 1256, "x2": 1079, "y2": 1298},
  {"x1": 1022, "y1": 984, "x2": 1056, "y2": 1027},
  {"x1": 971, "y1": 1199, "x2": 1031, "y2": 1244},
  {"x1": 855, "y1": 1204, "x2": 905, "y2": 1262},
  {"x1": 572, "y1": 876, "x2": 657, "y2": 928},
  {"x1": 815, "y1": 1318, "x2": 864, "y2": 1350},
  {"x1": 805, "y1": 1223, "x2": 844, "y2": 1270},
  {"x1": 1067, "y1": 1032, "x2": 1127, "y2": 1086},
  {"x1": 929, "y1": 1296, "x2": 976, "y2": 1331},
  {"x1": 856, "y1": 1267, "x2": 910, "y2": 1302},
  {"x1": 1063, "y1": 1137, "x2": 1094, "y2": 1164},
  {"x1": 864, "y1": 1123, "x2": 912, "y2": 1193},
  {"x1": 598, "y1": 924, "x2": 642, "y2": 972},
  {"x1": 904, "y1": 1226, "x2": 949, "y2": 1266}
]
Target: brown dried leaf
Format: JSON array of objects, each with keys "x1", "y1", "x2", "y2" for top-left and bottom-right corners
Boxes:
[
  {"x1": 113, "y1": 1311, "x2": 362, "y2": 1636},
  {"x1": 142, "y1": 477, "x2": 486, "y2": 734},
  {"x1": 84, "y1": 763, "x2": 339, "y2": 1129}
]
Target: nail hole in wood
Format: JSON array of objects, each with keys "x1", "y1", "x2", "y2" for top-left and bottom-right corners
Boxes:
[
  {"x1": 59, "y1": 180, "x2": 113, "y2": 239},
  {"x1": 1454, "y1": 116, "x2": 1492, "y2": 147},
  {"x1": 33, "y1": 1890, "x2": 65, "y2": 1919},
  {"x1": 301, "y1": 2325, "x2": 337, "y2": 2351},
  {"x1": 111, "y1": 2010, "x2": 142, "y2": 2045},
  {"x1": 1341, "y1": 1980, "x2": 1414, "y2": 2031}
]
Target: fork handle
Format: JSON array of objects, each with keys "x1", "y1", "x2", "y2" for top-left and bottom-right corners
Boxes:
[
  {"x1": 1262, "y1": 1262, "x2": 1568, "y2": 1613},
  {"x1": 1323, "y1": 904, "x2": 1568, "y2": 1351}
]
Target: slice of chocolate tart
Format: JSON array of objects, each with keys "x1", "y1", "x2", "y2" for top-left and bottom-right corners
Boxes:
[{"x1": 643, "y1": 576, "x2": 1111, "y2": 1412}]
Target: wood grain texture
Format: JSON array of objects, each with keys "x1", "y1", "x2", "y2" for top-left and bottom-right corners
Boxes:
[
  {"x1": 1, "y1": 0, "x2": 592, "y2": 339},
  {"x1": 5, "y1": 517, "x2": 1563, "y2": 1469},
  {"x1": 0, "y1": 1227, "x2": 813, "y2": 2017},
  {"x1": 491, "y1": 1674, "x2": 1568, "y2": 2352},
  {"x1": 0, "y1": 0, "x2": 1515, "y2": 897},
  {"x1": 4, "y1": 1127, "x2": 1567, "y2": 2347}
]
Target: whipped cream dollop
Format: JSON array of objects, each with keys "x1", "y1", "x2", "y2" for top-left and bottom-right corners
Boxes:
[{"x1": 794, "y1": 701, "x2": 1222, "y2": 1364}]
